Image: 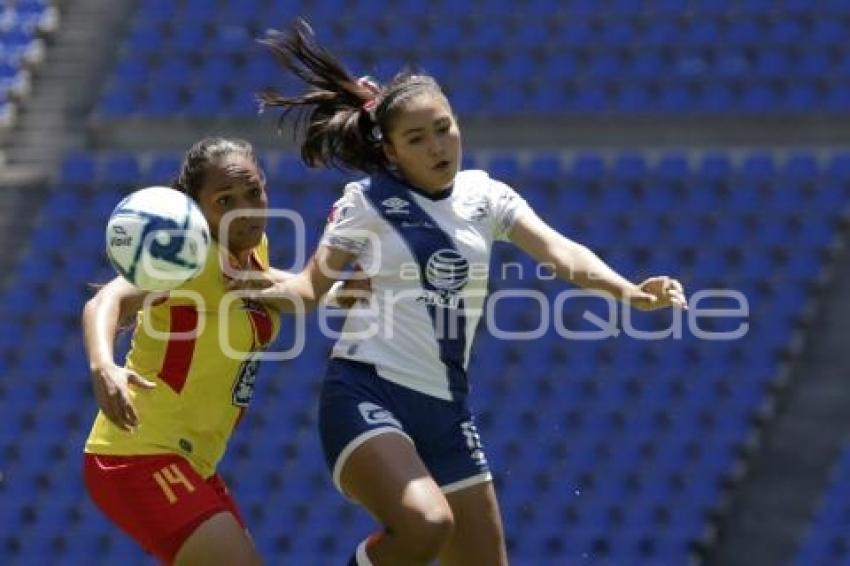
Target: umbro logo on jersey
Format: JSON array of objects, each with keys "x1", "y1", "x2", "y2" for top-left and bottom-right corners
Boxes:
[{"x1": 381, "y1": 197, "x2": 410, "y2": 215}]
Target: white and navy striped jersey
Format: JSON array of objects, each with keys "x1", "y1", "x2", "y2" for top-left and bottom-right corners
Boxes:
[{"x1": 321, "y1": 169, "x2": 530, "y2": 401}]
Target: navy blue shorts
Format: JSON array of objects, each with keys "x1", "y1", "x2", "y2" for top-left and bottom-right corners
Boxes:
[{"x1": 319, "y1": 358, "x2": 492, "y2": 497}]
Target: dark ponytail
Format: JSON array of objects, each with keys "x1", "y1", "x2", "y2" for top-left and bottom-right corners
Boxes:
[
  {"x1": 258, "y1": 19, "x2": 448, "y2": 174},
  {"x1": 257, "y1": 20, "x2": 383, "y2": 172}
]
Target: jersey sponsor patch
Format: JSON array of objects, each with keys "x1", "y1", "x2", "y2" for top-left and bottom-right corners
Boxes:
[
  {"x1": 357, "y1": 402, "x2": 402, "y2": 428},
  {"x1": 425, "y1": 248, "x2": 470, "y2": 291},
  {"x1": 232, "y1": 354, "x2": 260, "y2": 407},
  {"x1": 416, "y1": 289, "x2": 463, "y2": 309}
]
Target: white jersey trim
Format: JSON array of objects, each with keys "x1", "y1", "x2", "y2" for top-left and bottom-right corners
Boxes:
[{"x1": 441, "y1": 471, "x2": 494, "y2": 494}]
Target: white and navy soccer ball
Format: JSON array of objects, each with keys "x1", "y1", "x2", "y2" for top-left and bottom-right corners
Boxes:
[{"x1": 105, "y1": 186, "x2": 210, "y2": 291}]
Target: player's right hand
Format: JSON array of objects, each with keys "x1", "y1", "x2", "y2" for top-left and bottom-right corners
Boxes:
[{"x1": 90, "y1": 363, "x2": 156, "y2": 432}]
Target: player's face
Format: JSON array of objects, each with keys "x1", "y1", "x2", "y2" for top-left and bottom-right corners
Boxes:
[
  {"x1": 383, "y1": 94, "x2": 461, "y2": 193},
  {"x1": 196, "y1": 154, "x2": 268, "y2": 253}
]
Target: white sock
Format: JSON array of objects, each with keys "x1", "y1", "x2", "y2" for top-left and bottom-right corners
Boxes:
[{"x1": 356, "y1": 538, "x2": 375, "y2": 566}]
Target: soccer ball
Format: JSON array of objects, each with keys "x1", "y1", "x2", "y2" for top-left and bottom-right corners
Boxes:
[{"x1": 106, "y1": 186, "x2": 210, "y2": 291}]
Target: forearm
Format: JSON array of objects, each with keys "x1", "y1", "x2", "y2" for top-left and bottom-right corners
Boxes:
[
  {"x1": 248, "y1": 246, "x2": 358, "y2": 313},
  {"x1": 255, "y1": 273, "x2": 325, "y2": 314},
  {"x1": 510, "y1": 211, "x2": 643, "y2": 303},
  {"x1": 548, "y1": 242, "x2": 641, "y2": 302},
  {"x1": 268, "y1": 267, "x2": 295, "y2": 283},
  {"x1": 82, "y1": 295, "x2": 120, "y2": 371},
  {"x1": 509, "y1": 210, "x2": 683, "y2": 311}
]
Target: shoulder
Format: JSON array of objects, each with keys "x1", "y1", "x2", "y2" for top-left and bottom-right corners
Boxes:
[
  {"x1": 455, "y1": 169, "x2": 517, "y2": 204},
  {"x1": 342, "y1": 176, "x2": 372, "y2": 197},
  {"x1": 336, "y1": 177, "x2": 374, "y2": 205},
  {"x1": 455, "y1": 169, "x2": 494, "y2": 187},
  {"x1": 330, "y1": 177, "x2": 379, "y2": 220},
  {"x1": 456, "y1": 169, "x2": 513, "y2": 192}
]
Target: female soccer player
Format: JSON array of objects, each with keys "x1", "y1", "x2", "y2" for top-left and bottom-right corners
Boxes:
[
  {"x1": 82, "y1": 136, "x2": 335, "y2": 565},
  {"x1": 252, "y1": 22, "x2": 688, "y2": 566}
]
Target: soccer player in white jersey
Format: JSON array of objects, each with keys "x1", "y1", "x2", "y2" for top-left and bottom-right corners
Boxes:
[{"x1": 251, "y1": 21, "x2": 687, "y2": 566}]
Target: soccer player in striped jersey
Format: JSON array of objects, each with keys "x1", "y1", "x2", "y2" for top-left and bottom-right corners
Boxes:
[
  {"x1": 84, "y1": 137, "x2": 287, "y2": 565},
  {"x1": 250, "y1": 22, "x2": 688, "y2": 566}
]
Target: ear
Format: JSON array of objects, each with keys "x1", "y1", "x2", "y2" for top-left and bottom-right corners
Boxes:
[{"x1": 382, "y1": 141, "x2": 398, "y2": 165}]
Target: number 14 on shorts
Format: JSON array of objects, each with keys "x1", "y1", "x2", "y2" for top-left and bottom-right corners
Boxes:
[{"x1": 152, "y1": 463, "x2": 196, "y2": 504}]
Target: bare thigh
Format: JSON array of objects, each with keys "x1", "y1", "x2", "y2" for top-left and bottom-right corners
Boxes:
[
  {"x1": 341, "y1": 431, "x2": 449, "y2": 524},
  {"x1": 340, "y1": 431, "x2": 455, "y2": 563},
  {"x1": 173, "y1": 512, "x2": 262, "y2": 566},
  {"x1": 439, "y1": 481, "x2": 508, "y2": 566}
]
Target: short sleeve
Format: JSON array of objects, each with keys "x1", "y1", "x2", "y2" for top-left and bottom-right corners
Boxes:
[
  {"x1": 489, "y1": 179, "x2": 531, "y2": 242},
  {"x1": 320, "y1": 181, "x2": 378, "y2": 255}
]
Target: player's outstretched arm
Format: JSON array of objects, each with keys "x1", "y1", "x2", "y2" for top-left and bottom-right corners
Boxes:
[
  {"x1": 234, "y1": 245, "x2": 361, "y2": 313},
  {"x1": 82, "y1": 277, "x2": 157, "y2": 432},
  {"x1": 266, "y1": 265, "x2": 371, "y2": 309},
  {"x1": 507, "y1": 209, "x2": 687, "y2": 311}
]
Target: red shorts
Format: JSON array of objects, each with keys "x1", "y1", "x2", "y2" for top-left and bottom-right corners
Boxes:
[{"x1": 83, "y1": 453, "x2": 246, "y2": 564}]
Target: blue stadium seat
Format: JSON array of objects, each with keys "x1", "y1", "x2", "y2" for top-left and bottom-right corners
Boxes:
[
  {"x1": 184, "y1": 89, "x2": 222, "y2": 116},
  {"x1": 101, "y1": 153, "x2": 142, "y2": 186},
  {"x1": 142, "y1": 88, "x2": 181, "y2": 116},
  {"x1": 99, "y1": 87, "x2": 138, "y2": 116},
  {"x1": 60, "y1": 152, "x2": 96, "y2": 185},
  {"x1": 171, "y1": 25, "x2": 206, "y2": 52},
  {"x1": 147, "y1": 152, "x2": 181, "y2": 183}
]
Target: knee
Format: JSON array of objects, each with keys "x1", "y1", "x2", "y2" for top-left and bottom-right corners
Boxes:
[{"x1": 397, "y1": 503, "x2": 455, "y2": 560}]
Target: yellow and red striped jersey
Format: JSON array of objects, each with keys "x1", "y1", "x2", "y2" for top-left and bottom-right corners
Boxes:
[{"x1": 85, "y1": 235, "x2": 280, "y2": 478}]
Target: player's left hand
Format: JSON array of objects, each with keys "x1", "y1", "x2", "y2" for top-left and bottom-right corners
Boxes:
[{"x1": 631, "y1": 276, "x2": 688, "y2": 311}]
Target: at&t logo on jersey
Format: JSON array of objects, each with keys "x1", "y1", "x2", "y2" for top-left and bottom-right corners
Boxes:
[
  {"x1": 426, "y1": 249, "x2": 469, "y2": 291},
  {"x1": 417, "y1": 249, "x2": 470, "y2": 309}
]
